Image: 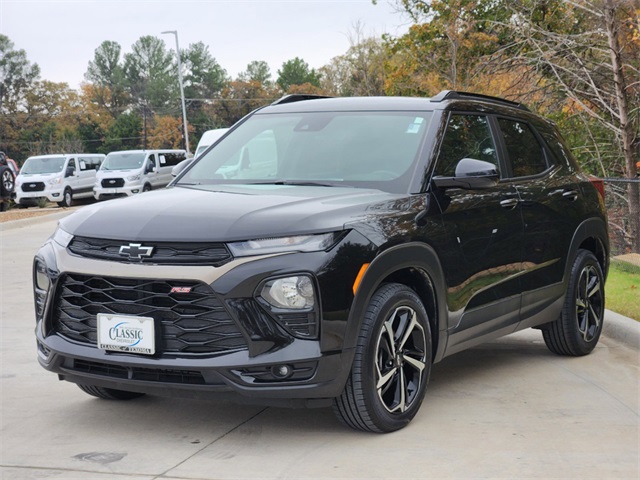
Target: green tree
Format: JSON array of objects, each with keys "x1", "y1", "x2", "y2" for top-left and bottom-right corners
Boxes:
[
  {"x1": 239, "y1": 60, "x2": 272, "y2": 85},
  {"x1": 103, "y1": 112, "x2": 143, "y2": 152},
  {"x1": 277, "y1": 57, "x2": 321, "y2": 91},
  {"x1": 0, "y1": 35, "x2": 41, "y2": 160},
  {"x1": 124, "y1": 36, "x2": 176, "y2": 114},
  {"x1": 0, "y1": 35, "x2": 40, "y2": 114},
  {"x1": 84, "y1": 40, "x2": 129, "y2": 118},
  {"x1": 181, "y1": 41, "x2": 228, "y2": 100}
]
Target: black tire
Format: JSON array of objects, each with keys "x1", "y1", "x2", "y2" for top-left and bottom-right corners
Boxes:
[
  {"x1": 542, "y1": 249, "x2": 605, "y2": 356},
  {"x1": 142, "y1": 184, "x2": 151, "y2": 192},
  {"x1": 0, "y1": 166, "x2": 15, "y2": 196},
  {"x1": 77, "y1": 384, "x2": 145, "y2": 400},
  {"x1": 333, "y1": 283, "x2": 432, "y2": 433},
  {"x1": 58, "y1": 188, "x2": 73, "y2": 208}
]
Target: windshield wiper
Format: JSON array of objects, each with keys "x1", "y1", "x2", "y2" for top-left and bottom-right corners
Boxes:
[{"x1": 248, "y1": 180, "x2": 339, "y2": 187}]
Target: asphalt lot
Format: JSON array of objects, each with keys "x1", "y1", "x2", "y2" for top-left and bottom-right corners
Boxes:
[{"x1": 1, "y1": 213, "x2": 638, "y2": 480}]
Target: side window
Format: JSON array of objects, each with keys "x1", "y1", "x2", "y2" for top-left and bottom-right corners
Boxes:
[
  {"x1": 78, "y1": 157, "x2": 89, "y2": 171},
  {"x1": 161, "y1": 152, "x2": 186, "y2": 167},
  {"x1": 497, "y1": 119, "x2": 547, "y2": 177},
  {"x1": 66, "y1": 159, "x2": 76, "y2": 176},
  {"x1": 147, "y1": 154, "x2": 156, "y2": 171},
  {"x1": 540, "y1": 129, "x2": 577, "y2": 172},
  {"x1": 435, "y1": 114, "x2": 499, "y2": 177}
]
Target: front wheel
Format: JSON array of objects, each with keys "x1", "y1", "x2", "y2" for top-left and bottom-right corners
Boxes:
[
  {"x1": 333, "y1": 283, "x2": 432, "y2": 433},
  {"x1": 77, "y1": 384, "x2": 145, "y2": 400},
  {"x1": 542, "y1": 249, "x2": 605, "y2": 356},
  {"x1": 58, "y1": 188, "x2": 73, "y2": 208}
]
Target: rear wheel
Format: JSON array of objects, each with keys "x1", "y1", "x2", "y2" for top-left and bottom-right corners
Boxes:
[
  {"x1": 77, "y1": 384, "x2": 145, "y2": 400},
  {"x1": 542, "y1": 249, "x2": 605, "y2": 356},
  {"x1": 333, "y1": 283, "x2": 432, "y2": 433}
]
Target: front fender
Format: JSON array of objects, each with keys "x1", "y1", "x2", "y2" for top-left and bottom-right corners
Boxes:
[{"x1": 344, "y1": 242, "x2": 449, "y2": 363}]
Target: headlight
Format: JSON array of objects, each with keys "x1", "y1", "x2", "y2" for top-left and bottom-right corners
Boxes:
[
  {"x1": 228, "y1": 232, "x2": 338, "y2": 257},
  {"x1": 127, "y1": 174, "x2": 141, "y2": 181},
  {"x1": 48, "y1": 177, "x2": 62, "y2": 185},
  {"x1": 260, "y1": 275, "x2": 315, "y2": 309},
  {"x1": 52, "y1": 226, "x2": 73, "y2": 247},
  {"x1": 35, "y1": 260, "x2": 51, "y2": 291}
]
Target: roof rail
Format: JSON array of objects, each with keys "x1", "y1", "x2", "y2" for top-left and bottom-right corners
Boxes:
[
  {"x1": 271, "y1": 94, "x2": 333, "y2": 106},
  {"x1": 430, "y1": 90, "x2": 530, "y2": 112}
]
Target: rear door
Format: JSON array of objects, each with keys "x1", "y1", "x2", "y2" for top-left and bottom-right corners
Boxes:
[
  {"x1": 431, "y1": 113, "x2": 524, "y2": 353},
  {"x1": 493, "y1": 117, "x2": 580, "y2": 325}
]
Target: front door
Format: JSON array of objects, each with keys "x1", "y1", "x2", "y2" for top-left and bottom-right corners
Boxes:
[{"x1": 429, "y1": 113, "x2": 524, "y2": 353}]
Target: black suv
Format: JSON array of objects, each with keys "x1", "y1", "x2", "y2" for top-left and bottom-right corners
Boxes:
[{"x1": 33, "y1": 91, "x2": 608, "y2": 432}]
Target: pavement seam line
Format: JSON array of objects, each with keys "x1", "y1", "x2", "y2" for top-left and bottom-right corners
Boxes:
[
  {"x1": 151, "y1": 406, "x2": 270, "y2": 480},
  {"x1": 0, "y1": 464, "x2": 151, "y2": 478}
]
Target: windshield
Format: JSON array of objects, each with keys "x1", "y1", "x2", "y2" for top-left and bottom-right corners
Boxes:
[
  {"x1": 21, "y1": 156, "x2": 66, "y2": 175},
  {"x1": 101, "y1": 152, "x2": 146, "y2": 171},
  {"x1": 177, "y1": 111, "x2": 432, "y2": 193}
]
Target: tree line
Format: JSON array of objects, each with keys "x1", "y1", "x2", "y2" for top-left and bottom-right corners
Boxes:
[{"x1": 0, "y1": 0, "x2": 637, "y2": 251}]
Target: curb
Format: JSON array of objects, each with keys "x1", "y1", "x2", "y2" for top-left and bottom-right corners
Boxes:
[
  {"x1": 602, "y1": 310, "x2": 640, "y2": 350},
  {"x1": 603, "y1": 309, "x2": 639, "y2": 349},
  {"x1": 0, "y1": 208, "x2": 78, "y2": 232}
]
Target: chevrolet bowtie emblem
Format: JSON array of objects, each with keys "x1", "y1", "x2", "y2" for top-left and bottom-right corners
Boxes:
[{"x1": 119, "y1": 243, "x2": 154, "y2": 260}]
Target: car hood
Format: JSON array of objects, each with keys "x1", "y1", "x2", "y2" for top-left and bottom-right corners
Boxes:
[
  {"x1": 60, "y1": 184, "x2": 410, "y2": 242},
  {"x1": 17, "y1": 172, "x2": 60, "y2": 181}
]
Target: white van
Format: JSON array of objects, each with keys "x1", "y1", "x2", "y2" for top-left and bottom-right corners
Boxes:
[
  {"x1": 94, "y1": 149, "x2": 187, "y2": 200},
  {"x1": 15, "y1": 153, "x2": 105, "y2": 207},
  {"x1": 194, "y1": 128, "x2": 228, "y2": 158},
  {"x1": 172, "y1": 128, "x2": 229, "y2": 178}
]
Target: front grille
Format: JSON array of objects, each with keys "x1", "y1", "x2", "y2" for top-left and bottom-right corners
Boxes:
[
  {"x1": 52, "y1": 274, "x2": 247, "y2": 355},
  {"x1": 21, "y1": 182, "x2": 45, "y2": 192},
  {"x1": 101, "y1": 178, "x2": 124, "y2": 188},
  {"x1": 68, "y1": 236, "x2": 232, "y2": 266}
]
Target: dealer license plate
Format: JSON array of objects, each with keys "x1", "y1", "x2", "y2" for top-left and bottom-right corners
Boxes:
[{"x1": 97, "y1": 314, "x2": 155, "y2": 355}]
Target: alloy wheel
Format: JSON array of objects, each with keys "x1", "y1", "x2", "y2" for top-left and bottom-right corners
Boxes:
[
  {"x1": 374, "y1": 306, "x2": 427, "y2": 413},
  {"x1": 2, "y1": 170, "x2": 14, "y2": 192},
  {"x1": 575, "y1": 264, "x2": 603, "y2": 342}
]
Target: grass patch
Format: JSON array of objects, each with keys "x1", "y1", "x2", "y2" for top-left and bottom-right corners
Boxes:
[{"x1": 606, "y1": 261, "x2": 640, "y2": 321}]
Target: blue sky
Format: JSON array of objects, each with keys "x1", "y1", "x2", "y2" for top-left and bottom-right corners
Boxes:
[{"x1": 1, "y1": 0, "x2": 410, "y2": 89}]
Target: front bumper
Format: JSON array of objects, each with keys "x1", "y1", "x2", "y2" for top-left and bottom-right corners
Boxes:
[
  {"x1": 16, "y1": 187, "x2": 63, "y2": 203},
  {"x1": 93, "y1": 183, "x2": 141, "y2": 199},
  {"x1": 34, "y1": 230, "x2": 375, "y2": 404}
]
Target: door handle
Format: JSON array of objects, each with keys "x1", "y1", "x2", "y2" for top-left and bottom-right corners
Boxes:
[
  {"x1": 562, "y1": 190, "x2": 579, "y2": 201},
  {"x1": 500, "y1": 198, "x2": 519, "y2": 209}
]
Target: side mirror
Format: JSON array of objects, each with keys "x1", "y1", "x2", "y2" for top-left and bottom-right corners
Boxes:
[
  {"x1": 65, "y1": 167, "x2": 75, "y2": 178},
  {"x1": 433, "y1": 158, "x2": 499, "y2": 189},
  {"x1": 172, "y1": 158, "x2": 193, "y2": 177}
]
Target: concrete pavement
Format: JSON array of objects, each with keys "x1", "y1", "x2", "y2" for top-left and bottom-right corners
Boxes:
[{"x1": 1, "y1": 214, "x2": 638, "y2": 480}]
